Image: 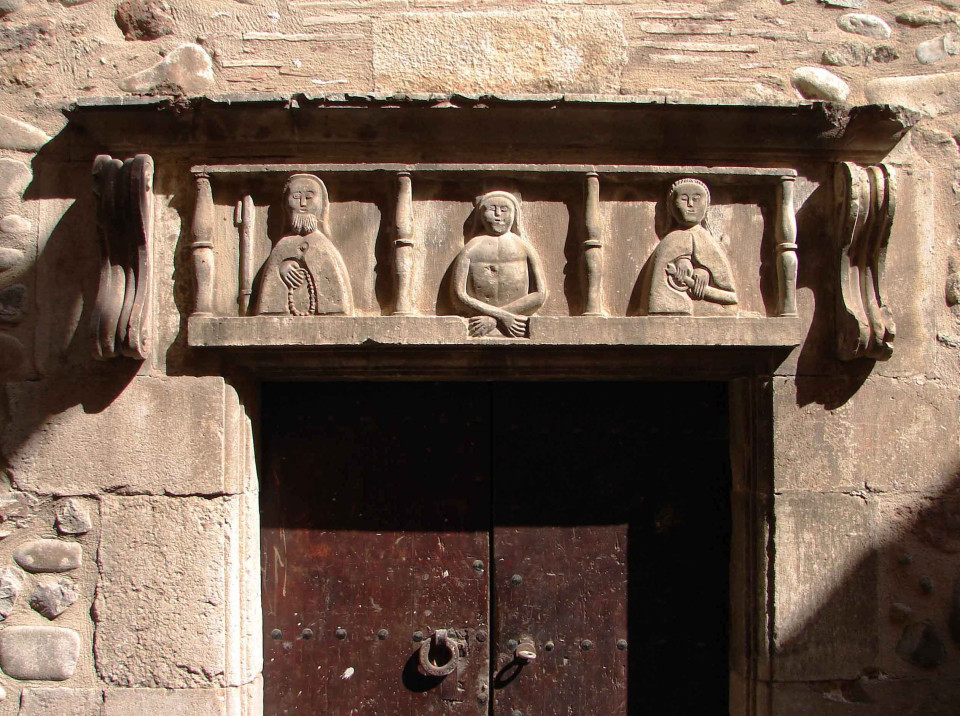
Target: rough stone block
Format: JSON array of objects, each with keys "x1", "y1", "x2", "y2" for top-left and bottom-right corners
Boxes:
[
  {"x1": 95, "y1": 496, "x2": 231, "y2": 688},
  {"x1": 0, "y1": 566, "x2": 24, "y2": 619},
  {"x1": 866, "y1": 72, "x2": 960, "y2": 117},
  {"x1": 3, "y1": 376, "x2": 245, "y2": 496},
  {"x1": 102, "y1": 680, "x2": 262, "y2": 715},
  {"x1": 55, "y1": 499, "x2": 92, "y2": 536},
  {"x1": 373, "y1": 10, "x2": 627, "y2": 94},
  {"x1": 30, "y1": 577, "x2": 79, "y2": 619},
  {"x1": 774, "y1": 377, "x2": 958, "y2": 493},
  {"x1": 0, "y1": 625, "x2": 81, "y2": 680},
  {"x1": 769, "y1": 678, "x2": 960, "y2": 715},
  {"x1": 18, "y1": 687, "x2": 102, "y2": 715},
  {"x1": 773, "y1": 493, "x2": 879, "y2": 681},
  {"x1": 0, "y1": 114, "x2": 49, "y2": 152}
]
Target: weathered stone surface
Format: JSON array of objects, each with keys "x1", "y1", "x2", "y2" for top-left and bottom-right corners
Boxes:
[
  {"x1": 871, "y1": 45, "x2": 900, "y2": 63},
  {"x1": 866, "y1": 71, "x2": 960, "y2": 116},
  {"x1": 0, "y1": 490, "x2": 39, "y2": 527},
  {"x1": 116, "y1": 0, "x2": 175, "y2": 41},
  {"x1": 838, "y1": 13, "x2": 892, "y2": 39},
  {"x1": 896, "y1": 622, "x2": 947, "y2": 668},
  {"x1": 102, "y1": 681, "x2": 262, "y2": 715},
  {"x1": 770, "y1": 678, "x2": 960, "y2": 715},
  {"x1": 0, "y1": 283, "x2": 26, "y2": 324},
  {"x1": 118, "y1": 43, "x2": 214, "y2": 95},
  {"x1": 59, "y1": 0, "x2": 96, "y2": 6},
  {"x1": 773, "y1": 493, "x2": 878, "y2": 680},
  {"x1": 775, "y1": 377, "x2": 959, "y2": 493},
  {"x1": 0, "y1": 0, "x2": 24, "y2": 16},
  {"x1": 4, "y1": 376, "x2": 242, "y2": 496},
  {"x1": 0, "y1": 114, "x2": 49, "y2": 152},
  {"x1": 791, "y1": 67, "x2": 850, "y2": 102},
  {"x1": 0, "y1": 248, "x2": 23, "y2": 272},
  {"x1": 821, "y1": 0, "x2": 865, "y2": 8},
  {"x1": 95, "y1": 496, "x2": 230, "y2": 687},
  {"x1": 0, "y1": 625, "x2": 80, "y2": 680},
  {"x1": 0, "y1": 159, "x2": 31, "y2": 199},
  {"x1": 822, "y1": 41, "x2": 868, "y2": 66},
  {"x1": 0, "y1": 215, "x2": 30, "y2": 234},
  {"x1": 0, "y1": 333, "x2": 26, "y2": 382},
  {"x1": 897, "y1": 8, "x2": 958, "y2": 26},
  {"x1": 916, "y1": 33, "x2": 960, "y2": 64},
  {"x1": 19, "y1": 687, "x2": 101, "y2": 716},
  {"x1": 55, "y1": 499, "x2": 92, "y2": 535},
  {"x1": 373, "y1": 10, "x2": 627, "y2": 94},
  {"x1": 0, "y1": 567, "x2": 24, "y2": 619},
  {"x1": 30, "y1": 577, "x2": 78, "y2": 619},
  {"x1": 13, "y1": 540, "x2": 82, "y2": 573}
]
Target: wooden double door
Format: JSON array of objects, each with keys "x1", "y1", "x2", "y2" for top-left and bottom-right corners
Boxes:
[{"x1": 261, "y1": 382, "x2": 731, "y2": 715}]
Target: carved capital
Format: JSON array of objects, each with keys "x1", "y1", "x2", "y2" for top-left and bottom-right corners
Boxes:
[
  {"x1": 835, "y1": 162, "x2": 897, "y2": 361},
  {"x1": 91, "y1": 153, "x2": 154, "y2": 360}
]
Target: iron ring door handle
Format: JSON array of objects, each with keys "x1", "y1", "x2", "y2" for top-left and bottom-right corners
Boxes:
[{"x1": 418, "y1": 628, "x2": 458, "y2": 677}]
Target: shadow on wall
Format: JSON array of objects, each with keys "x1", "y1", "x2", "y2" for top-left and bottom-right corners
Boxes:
[{"x1": 768, "y1": 470, "x2": 960, "y2": 715}]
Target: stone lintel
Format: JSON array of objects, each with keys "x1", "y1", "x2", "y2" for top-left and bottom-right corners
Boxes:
[{"x1": 188, "y1": 315, "x2": 802, "y2": 349}]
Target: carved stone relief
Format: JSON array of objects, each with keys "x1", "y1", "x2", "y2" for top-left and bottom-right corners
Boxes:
[
  {"x1": 91, "y1": 154, "x2": 153, "y2": 360},
  {"x1": 835, "y1": 161, "x2": 896, "y2": 360},
  {"x1": 641, "y1": 178, "x2": 738, "y2": 315},
  {"x1": 451, "y1": 191, "x2": 547, "y2": 338},
  {"x1": 252, "y1": 174, "x2": 354, "y2": 317},
  {"x1": 185, "y1": 163, "x2": 804, "y2": 349}
]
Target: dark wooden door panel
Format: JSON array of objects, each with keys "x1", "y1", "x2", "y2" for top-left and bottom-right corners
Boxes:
[
  {"x1": 261, "y1": 383, "x2": 491, "y2": 715},
  {"x1": 493, "y1": 526, "x2": 628, "y2": 714}
]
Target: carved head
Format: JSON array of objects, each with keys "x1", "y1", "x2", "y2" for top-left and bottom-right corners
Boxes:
[
  {"x1": 284, "y1": 174, "x2": 330, "y2": 236},
  {"x1": 669, "y1": 178, "x2": 710, "y2": 227},
  {"x1": 476, "y1": 191, "x2": 521, "y2": 237}
]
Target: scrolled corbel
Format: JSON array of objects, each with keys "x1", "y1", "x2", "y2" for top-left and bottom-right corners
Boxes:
[
  {"x1": 835, "y1": 161, "x2": 897, "y2": 360},
  {"x1": 91, "y1": 153, "x2": 154, "y2": 360}
]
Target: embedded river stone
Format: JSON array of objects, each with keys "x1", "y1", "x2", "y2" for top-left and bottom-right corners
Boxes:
[
  {"x1": 0, "y1": 158, "x2": 31, "y2": 199},
  {"x1": 837, "y1": 13, "x2": 891, "y2": 39},
  {"x1": 896, "y1": 622, "x2": 947, "y2": 669},
  {"x1": 0, "y1": 626, "x2": 81, "y2": 680},
  {"x1": 790, "y1": 67, "x2": 850, "y2": 102},
  {"x1": 13, "y1": 540, "x2": 82, "y2": 573}
]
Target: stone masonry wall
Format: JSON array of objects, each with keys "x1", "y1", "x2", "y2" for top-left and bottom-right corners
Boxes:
[{"x1": 0, "y1": 0, "x2": 959, "y2": 715}]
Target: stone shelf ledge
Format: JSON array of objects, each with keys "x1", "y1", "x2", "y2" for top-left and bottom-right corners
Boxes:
[{"x1": 188, "y1": 316, "x2": 802, "y2": 349}]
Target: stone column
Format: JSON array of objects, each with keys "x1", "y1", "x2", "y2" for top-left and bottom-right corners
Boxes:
[
  {"x1": 582, "y1": 171, "x2": 603, "y2": 316},
  {"x1": 192, "y1": 173, "x2": 215, "y2": 317},
  {"x1": 393, "y1": 171, "x2": 417, "y2": 316},
  {"x1": 777, "y1": 175, "x2": 798, "y2": 317}
]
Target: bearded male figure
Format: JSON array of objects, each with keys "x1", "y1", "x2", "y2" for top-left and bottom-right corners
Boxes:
[{"x1": 252, "y1": 174, "x2": 354, "y2": 316}]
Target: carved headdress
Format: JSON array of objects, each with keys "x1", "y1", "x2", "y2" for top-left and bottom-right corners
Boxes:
[
  {"x1": 284, "y1": 173, "x2": 331, "y2": 237},
  {"x1": 474, "y1": 190, "x2": 523, "y2": 237}
]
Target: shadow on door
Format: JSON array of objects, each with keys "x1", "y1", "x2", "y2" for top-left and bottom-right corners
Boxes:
[{"x1": 261, "y1": 382, "x2": 731, "y2": 715}]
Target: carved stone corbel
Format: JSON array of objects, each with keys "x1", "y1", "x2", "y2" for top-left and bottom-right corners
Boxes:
[
  {"x1": 835, "y1": 161, "x2": 897, "y2": 360},
  {"x1": 91, "y1": 154, "x2": 154, "y2": 360}
]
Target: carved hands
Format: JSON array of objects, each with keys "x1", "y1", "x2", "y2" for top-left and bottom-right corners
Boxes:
[
  {"x1": 666, "y1": 259, "x2": 709, "y2": 300},
  {"x1": 279, "y1": 260, "x2": 307, "y2": 290}
]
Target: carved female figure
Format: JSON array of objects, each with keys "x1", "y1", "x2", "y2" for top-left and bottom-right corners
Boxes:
[
  {"x1": 451, "y1": 191, "x2": 547, "y2": 337},
  {"x1": 252, "y1": 174, "x2": 354, "y2": 316},
  {"x1": 641, "y1": 178, "x2": 737, "y2": 315}
]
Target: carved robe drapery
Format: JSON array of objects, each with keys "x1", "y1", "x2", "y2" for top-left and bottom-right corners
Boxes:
[{"x1": 643, "y1": 225, "x2": 737, "y2": 315}]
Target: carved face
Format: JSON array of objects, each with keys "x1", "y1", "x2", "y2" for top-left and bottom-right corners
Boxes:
[
  {"x1": 480, "y1": 198, "x2": 515, "y2": 236},
  {"x1": 285, "y1": 177, "x2": 324, "y2": 233},
  {"x1": 671, "y1": 183, "x2": 708, "y2": 226}
]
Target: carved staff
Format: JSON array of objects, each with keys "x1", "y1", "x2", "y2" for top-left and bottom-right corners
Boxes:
[
  {"x1": 776, "y1": 176, "x2": 798, "y2": 317},
  {"x1": 235, "y1": 195, "x2": 255, "y2": 315},
  {"x1": 393, "y1": 171, "x2": 416, "y2": 315},
  {"x1": 192, "y1": 173, "x2": 215, "y2": 317},
  {"x1": 582, "y1": 172, "x2": 604, "y2": 316}
]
